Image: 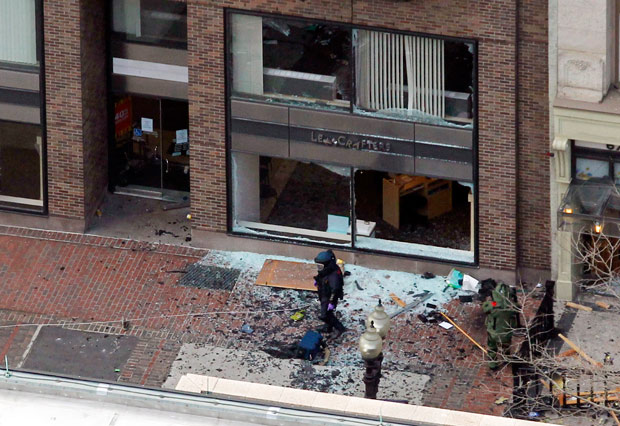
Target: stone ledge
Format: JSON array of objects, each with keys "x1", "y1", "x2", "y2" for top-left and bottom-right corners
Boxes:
[{"x1": 175, "y1": 374, "x2": 558, "y2": 426}]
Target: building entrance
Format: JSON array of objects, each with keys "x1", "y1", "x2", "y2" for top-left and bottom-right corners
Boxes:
[{"x1": 111, "y1": 95, "x2": 189, "y2": 203}]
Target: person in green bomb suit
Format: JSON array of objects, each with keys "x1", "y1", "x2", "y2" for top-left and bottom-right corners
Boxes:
[{"x1": 480, "y1": 280, "x2": 520, "y2": 370}]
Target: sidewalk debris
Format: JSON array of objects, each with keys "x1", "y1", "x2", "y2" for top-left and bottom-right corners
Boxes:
[
  {"x1": 389, "y1": 292, "x2": 433, "y2": 319},
  {"x1": 355, "y1": 280, "x2": 364, "y2": 291},
  {"x1": 566, "y1": 301, "x2": 592, "y2": 312},
  {"x1": 596, "y1": 301, "x2": 611, "y2": 310},
  {"x1": 438, "y1": 321, "x2": 453, "y2": 330},
  {"x1": 446, "y1": 269, "x2": 463, "y2": 288},
  {"x1": 433, "y1": 311, "x2": 487, "y2": 354},
  {"x1": 290, "y1": 310, "x2": 305, "y2": 321},
  {"x1": 422, "y1": 272, "x2": 435, "y2": 279},
  {"x1": 241, "y1": 324, "x2": 254, "y2": 334},
  {"x1": 459, "y1": 295, "x2": 473, "y2": 303},
  {"x1": 390, "y1": 293, "x2": 407, "y2": 307},
  {"x1": 556, "y1": 348, "x2": 577, "y2": 358},
  {"x1": 558, "y1": 333, "x2": 602, "y2": 367},
  {"x1": 494, "y1": 396, "x2": 508, "y2": 405},
  {"x1": 461, "y1": 274, "x2": 479, "y2": 292}
]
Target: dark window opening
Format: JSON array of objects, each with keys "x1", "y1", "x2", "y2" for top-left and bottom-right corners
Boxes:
[
  {"x1": 0, "y1": 120, "x2": 43, "y2": 210},
  {"x1": 231, "y1": 14, "x2": 351, "y2": 111},
  {"x1": 112, "y1": 0, "x2": 187, "y2": 48}
]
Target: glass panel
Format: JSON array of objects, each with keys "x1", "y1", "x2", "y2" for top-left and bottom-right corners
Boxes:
[
  {"x1": 353, "y1": 30, "x2": 473, "y2": 127},
  {"x1": 232, "y1": 153, "x2": 352, "y2": 245},
  {"x1": 0, "y1": 0, "x2": 38, "y2": 66},
  {"x1": 161, "y1": 99, "x2": 189, "y2": 196},
  {"x1": 353, "y1": 170, "x2": 474, "y2": 262},
  {"x1": 110, "y1": 95, "x2": 162, "y2": 190},
  {"x1": 230, "y1": 13, "x2": 351, "y2": 111},
  {"x1": 0, "y1": 120, "x2": 43, "y2": 209},
  {"x1": 112, "y1": 0, "x2": 187, "y2": 48},
  {"x1": 614, "y1": 162, "x2": 620, "y2": 184},
  {"x1": 576, "y1": 158, "x2": 609, "y2": 180}
]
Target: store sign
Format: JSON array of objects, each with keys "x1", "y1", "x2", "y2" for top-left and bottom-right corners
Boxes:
[
  {"x1": 310, "y1": 130, "x2": 392, "y2": 153},
  {"x1": 114, "y1": 97, "x2": 132, "y2": 139}
]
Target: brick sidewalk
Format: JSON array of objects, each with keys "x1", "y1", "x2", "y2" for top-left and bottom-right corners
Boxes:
[{"x1": 0, "y1": 227, "x2": 517, "y2": 416}]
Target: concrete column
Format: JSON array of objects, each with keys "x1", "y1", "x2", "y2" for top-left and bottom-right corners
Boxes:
[
  {"x1": 231, "y1": 14, "x2": 263, "y2": 95},
  {"x1": 557, "y1": 0, "x2": 615, "y2": 102},
  {"x1": 552, "y1": 138, "x2": 575, "y2": 300},
  {"x1": 232, "y1": 153, "x2": 260, "y2": 223},
  {"x1": 556, "y1": 228, "x2": 577, "y2": 300}
]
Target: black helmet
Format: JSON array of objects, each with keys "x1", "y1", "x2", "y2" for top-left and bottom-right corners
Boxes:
[{"x1": 314, "y1": 249, "x2": 335, "y2": 265}]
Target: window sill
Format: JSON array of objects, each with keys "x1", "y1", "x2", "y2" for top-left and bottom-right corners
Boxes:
[{"x1": 555, "y1": 88, "x2": 620, "y2": 116}]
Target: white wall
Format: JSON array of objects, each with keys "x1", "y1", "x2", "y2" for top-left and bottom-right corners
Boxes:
[
  {"x1": 557, "y1": 0, "x2": 615, "y2": 102},
  {"x1": 232, "y1": 153, "x2": 260, "y2": 222}
]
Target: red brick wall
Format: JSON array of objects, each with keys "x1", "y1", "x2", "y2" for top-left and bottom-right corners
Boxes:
[
  {"x1": 44, "y1": 0, "x2": 85, "y2": 220},
  {"x1": 80, "y1": 0, "x2": 108, "y2": 227},
  {"x1": 42, "y1": 0, "x2": 108, "y2": 227},
  {"x1": 517, "y1": 0, "x2": 551, "y2": 271}
]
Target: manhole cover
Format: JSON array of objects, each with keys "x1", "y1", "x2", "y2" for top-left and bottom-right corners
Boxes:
[{"x1": 177, "y1": 264, "x2": 240, "y2": 290}]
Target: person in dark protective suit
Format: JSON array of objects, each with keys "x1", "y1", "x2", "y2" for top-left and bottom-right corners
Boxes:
[{"x1": 314, "y1": 250, "x2": 347, "y2": 338}]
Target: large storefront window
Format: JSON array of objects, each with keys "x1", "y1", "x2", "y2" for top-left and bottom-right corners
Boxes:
[
  {"x1": 112, "y1": 0, "x2": 187, "y2": 48},
  {"x1": 354, "y1": 170, "x2": 473, "y2": 262},
  {"x1": 0, "y1": 0, "x2": 44, "y2": 212},
  {"x1": 0, "y1": 121, "x2": 43, "y2": 209},
  {"x1": 232, "y1": 154, "x2": 352, "y2": 245},
  {"x1": 229, "y1": 12, "x2": 474, "y2": 126},
  {"x1": 231, "y1": 154, "x2": 475, "y2": 262},
  {"x1": 228, "y1": 11, "x2": 477, "y2": 263}
]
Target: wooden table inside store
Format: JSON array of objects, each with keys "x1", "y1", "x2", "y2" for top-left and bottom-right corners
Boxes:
[{"x1": 382, "y1": 175, "x2": 452, "y2": 229}]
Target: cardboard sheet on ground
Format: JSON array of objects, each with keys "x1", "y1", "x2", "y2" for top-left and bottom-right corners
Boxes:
[{"x1": 255, "y1": 259, "x2": 318, "y2": 291}]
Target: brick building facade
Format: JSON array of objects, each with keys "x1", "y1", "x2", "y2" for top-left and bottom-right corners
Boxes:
[{"x1": 0, "y1": 0, "x2": 550, "y2": 283}]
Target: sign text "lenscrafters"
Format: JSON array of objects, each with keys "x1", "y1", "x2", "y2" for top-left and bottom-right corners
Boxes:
[{"x1": 311, "y1": 130, "x2": 392, "y2": 153}]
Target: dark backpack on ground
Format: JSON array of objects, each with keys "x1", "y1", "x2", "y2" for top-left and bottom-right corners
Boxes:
[{"x1": 296, "y1": 330, "x2": 325, "y2": 361}]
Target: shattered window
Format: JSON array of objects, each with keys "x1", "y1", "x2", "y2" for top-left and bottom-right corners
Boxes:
[
  {"x1": 353, "y1": 169, "x2": 474, "y2": 262},
  {"x1": 230, "y1": 14, "x2": 351, "y2": 111},
  {"x1": 230, "y1": 155, "x2": 477, "y2": 262},
  {"x1": 231, "y1": 153, "x2": 352, "y2": 245},
  {"x1": 354, "y1": 30, "x2": 474, "y2": 127}
]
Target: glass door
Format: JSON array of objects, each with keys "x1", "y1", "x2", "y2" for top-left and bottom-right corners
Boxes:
[
  {"x1": 111, "y1": 96, "x2": 190, "y2": 201},
  {"x1": 161, "y1": 99, "x2": 190, "y2": 203},
  {"x1": 112, "y1": 95, "x2": 163, "y2": 196}
]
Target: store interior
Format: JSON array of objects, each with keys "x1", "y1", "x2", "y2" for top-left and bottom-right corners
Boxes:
[{"x1": 233, "y1": 154, "x2": 472, "y2": 252}]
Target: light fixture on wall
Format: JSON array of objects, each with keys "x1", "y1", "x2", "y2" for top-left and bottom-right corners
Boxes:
[
  {"x1": 594, "y1": 222, "x2": 602, "y2": 233},
  {"x1": 563, "y1": 207, "x2": 573, "y2": 214}
]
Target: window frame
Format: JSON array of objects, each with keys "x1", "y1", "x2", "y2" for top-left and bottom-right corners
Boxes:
[
  {"x1": 224, "y1": 9, "x2": 479, "y2": 266},
  {"x1": 110, "y1": 0, "x2": 188, "y2": 50},
  {"x1": 572, "y1": 142, "x2": 620, "y2": 181},
  {"x1": 225, "y1": 8, "x2": 477, "y2": 126},
  {"x1": 0, "y1": 0, "x2": 47, "y2": 215},
  {"x1": 228, "y1": 152, "x2": 476, "y2": 265}
]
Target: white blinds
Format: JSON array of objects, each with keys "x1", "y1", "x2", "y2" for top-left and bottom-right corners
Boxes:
[
  {"x1": 356, "y1": 29, "x2": 444, "y2": 118},
  {"x1": 0, "y1": 0, "x2": 37, "y2": 65}
]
